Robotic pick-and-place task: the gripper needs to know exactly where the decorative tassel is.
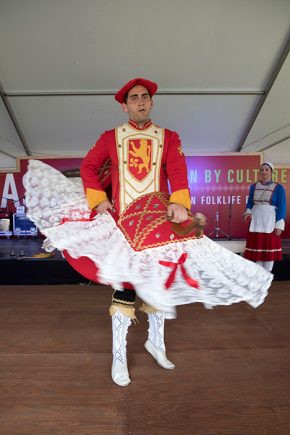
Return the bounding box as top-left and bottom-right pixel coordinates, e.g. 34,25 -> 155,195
139,302 -> 157,314
109,304 -> 137,323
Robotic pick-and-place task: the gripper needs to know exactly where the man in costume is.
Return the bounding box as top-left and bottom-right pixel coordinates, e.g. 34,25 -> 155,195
243,161 -> 286,272
23,81 -> 273,389
81,77 -> 191,386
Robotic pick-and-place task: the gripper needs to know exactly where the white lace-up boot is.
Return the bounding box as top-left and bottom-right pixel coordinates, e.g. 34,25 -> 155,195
111,309 -> 132,386
141,305 -> 175,370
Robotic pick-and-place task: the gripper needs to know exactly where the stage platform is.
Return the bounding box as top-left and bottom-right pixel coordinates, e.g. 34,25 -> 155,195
0,238 -> 87,285
1,237 -> 290,284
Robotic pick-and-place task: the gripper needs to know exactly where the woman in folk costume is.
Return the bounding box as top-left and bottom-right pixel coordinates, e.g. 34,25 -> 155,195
243,162 -> 286,272
23,78 -> 273,388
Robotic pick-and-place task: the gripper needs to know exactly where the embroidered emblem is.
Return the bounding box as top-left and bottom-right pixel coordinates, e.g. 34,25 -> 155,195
128,138 -> 152,180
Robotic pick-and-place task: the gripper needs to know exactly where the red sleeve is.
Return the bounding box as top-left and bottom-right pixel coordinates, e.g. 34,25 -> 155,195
164,129 -> 191,209
80,131 -> 112,209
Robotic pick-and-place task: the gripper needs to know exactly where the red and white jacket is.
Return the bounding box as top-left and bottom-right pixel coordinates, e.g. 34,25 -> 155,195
81,119 -> 191,216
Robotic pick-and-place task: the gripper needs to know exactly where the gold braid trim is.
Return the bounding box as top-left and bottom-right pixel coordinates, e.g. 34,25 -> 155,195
112,297 -> 135,307
139,302 -> 157,314
109,304 -> 137,322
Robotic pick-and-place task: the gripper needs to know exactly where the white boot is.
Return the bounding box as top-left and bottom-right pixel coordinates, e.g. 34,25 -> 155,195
111,309 -> 132,386
144,310 -> 175,370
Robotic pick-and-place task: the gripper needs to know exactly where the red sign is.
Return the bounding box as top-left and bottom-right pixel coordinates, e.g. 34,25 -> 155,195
0,155 -> 289,239
186,154 -> 290,238
0,157 -> 82,213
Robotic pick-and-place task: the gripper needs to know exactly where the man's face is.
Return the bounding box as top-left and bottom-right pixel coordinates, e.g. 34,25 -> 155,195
122,85 -> 153,124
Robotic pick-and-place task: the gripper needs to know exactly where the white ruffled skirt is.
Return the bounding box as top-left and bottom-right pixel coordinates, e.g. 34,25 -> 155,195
23,160 -> 273,318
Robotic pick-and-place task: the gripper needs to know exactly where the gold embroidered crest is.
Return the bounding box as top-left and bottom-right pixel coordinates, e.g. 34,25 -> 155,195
178,145 -> 184,156
128,139 -> 152,180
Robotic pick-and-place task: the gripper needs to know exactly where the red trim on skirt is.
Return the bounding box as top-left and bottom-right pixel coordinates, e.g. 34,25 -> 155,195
244,231 -> 282,261
63,251 -> 135,290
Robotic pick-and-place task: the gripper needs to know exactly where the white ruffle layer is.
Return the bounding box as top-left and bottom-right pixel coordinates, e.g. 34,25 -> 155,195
23,160 -> 273,318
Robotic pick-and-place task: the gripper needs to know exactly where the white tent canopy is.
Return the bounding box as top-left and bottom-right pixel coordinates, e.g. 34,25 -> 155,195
0,0 -> 290,170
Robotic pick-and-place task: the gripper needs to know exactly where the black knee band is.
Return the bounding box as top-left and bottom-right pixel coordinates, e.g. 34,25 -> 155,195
113,288 -> 136,304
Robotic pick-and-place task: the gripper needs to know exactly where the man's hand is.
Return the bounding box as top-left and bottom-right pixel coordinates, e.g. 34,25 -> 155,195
275,228 -> 282,236
96,199 -> 113,214
167,203 -> 188,223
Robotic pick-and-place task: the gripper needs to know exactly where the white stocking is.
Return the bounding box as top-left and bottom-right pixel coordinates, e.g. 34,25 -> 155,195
256,261 -> 274,272
147,311 -> 166,352
111,310 -> 131,386
263,261 -> 274,272
112,310 -> 131,367
145,310 -> 175,369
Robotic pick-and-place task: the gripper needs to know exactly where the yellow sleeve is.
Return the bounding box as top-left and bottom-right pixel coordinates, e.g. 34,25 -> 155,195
86,188 -> 108,210
169,189 -> 191,210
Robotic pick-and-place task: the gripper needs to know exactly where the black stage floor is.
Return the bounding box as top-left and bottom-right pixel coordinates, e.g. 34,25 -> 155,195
1,237 -> 290,284
0,238 -> 87,285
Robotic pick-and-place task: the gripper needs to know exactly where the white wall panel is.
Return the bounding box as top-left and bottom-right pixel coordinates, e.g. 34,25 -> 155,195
0,98 -> 24,162
242,55 -> 290,152
0,0 -> 289,91
0,0 -> 289,166
8,93 -> 260,154
0,155 -> 17,170
262,141 -> 290,166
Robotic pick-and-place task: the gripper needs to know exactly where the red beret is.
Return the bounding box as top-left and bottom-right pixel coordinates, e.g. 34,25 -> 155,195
115,77 -> 158,104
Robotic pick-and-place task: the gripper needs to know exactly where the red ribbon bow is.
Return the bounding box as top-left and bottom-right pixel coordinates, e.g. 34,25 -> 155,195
159,253 -> 199,290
